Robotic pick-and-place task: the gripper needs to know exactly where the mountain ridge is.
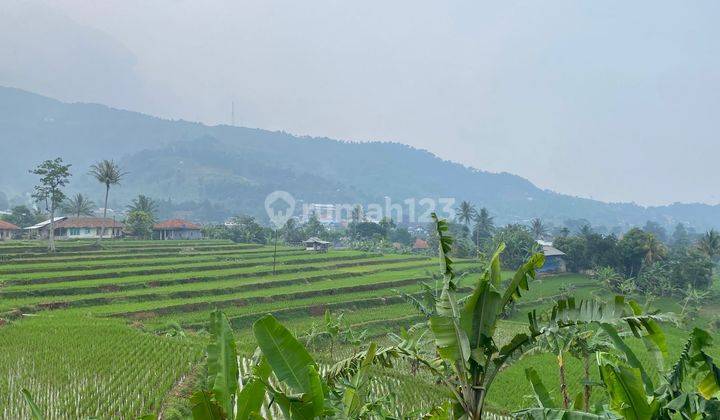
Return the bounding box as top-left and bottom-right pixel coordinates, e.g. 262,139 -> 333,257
1,86 -> 718,229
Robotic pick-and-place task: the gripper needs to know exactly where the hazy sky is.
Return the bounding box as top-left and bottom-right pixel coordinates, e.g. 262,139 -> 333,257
3,0 -> 719,206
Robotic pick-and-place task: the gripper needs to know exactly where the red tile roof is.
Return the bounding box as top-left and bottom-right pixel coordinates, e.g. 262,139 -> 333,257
54,218 -> 123,228
154,219 -> 201,230
0,220 -> 20,230
412,238 -> 429,249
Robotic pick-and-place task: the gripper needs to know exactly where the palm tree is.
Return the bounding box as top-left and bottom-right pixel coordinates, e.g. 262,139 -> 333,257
61,193 -> 95,218
643,234 -> 667,264
455,201 -> 476,227
128,195 -> 157,218
472,207 -> 494,247
697,229 -> 720,260
530,218 -> 547,240
351,205 -> 363,223
89,160 -> 125,242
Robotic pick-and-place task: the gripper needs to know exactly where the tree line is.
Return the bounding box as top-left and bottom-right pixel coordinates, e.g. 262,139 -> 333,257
0,158 -> 165,250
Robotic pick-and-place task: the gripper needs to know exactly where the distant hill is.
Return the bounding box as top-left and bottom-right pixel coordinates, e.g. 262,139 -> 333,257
1,86 -> 718,229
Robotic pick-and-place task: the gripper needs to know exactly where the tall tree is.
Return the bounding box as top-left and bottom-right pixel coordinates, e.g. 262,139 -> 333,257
89,160 -> 125,242
472,207 -> 494,247
61,193 -> 95,218
643,234 -> 667,264
351,205 -> 363,223
454,200 -> 476,227
29,158 -> 72,252
697,229 -> 720,261
671,223 -> 690,250
128,195 -> 157,221
530,218 -> 548,240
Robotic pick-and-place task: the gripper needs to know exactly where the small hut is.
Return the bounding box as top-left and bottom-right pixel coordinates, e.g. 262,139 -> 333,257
537,241 -> 567,273
303,237 -> 330,252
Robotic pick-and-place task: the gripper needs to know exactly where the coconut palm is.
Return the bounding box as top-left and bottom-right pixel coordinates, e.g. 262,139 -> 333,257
455,200 -> 476,227
530,218 -> 547,240
351,205 -> 363,223
472,207 -> 494,247
89,160 -> 125,242
697,229 -> 720,260
61,193 -> 95,218
127,195 -> 157,220
643,233 -> 667,264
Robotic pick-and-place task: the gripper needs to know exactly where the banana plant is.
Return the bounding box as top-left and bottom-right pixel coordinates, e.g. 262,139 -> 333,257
517,325 -> 720,419
336,213 -> 673,419
411,213 -> 547,419
333,213 -> 547,419
192,309 -> 393,419
600,327 -> 720,419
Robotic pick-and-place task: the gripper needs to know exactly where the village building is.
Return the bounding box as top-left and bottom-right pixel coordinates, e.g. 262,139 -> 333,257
412,238 -> 429,251
56,218 -> 124,239
537,240 -> 567,273
153,219 -> 203,240
303,237 -> 331,252
25,217 -> 123,239
0,220 -> 20,240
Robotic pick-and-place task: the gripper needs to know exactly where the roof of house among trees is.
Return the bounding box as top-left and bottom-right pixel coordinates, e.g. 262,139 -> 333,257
55,218 -> 123,228
412,238 -> 429,249
303,237 -> 330,244
0,220 -> 20,230
153,219 -> 201,230
541,244 -> 566,257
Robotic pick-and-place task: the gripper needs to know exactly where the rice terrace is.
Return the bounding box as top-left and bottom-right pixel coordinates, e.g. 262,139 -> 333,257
2,234 -> 719,418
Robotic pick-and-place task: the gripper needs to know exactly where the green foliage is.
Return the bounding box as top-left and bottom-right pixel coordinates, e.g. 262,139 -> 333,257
697,229 -> 720,261
29,158 -> 72,211
29,157 -> 72,251
206,310 -> 239,416
472,207 -> 495,248
455,201 -> 477,226
60,193 -> 95,218
303,214 -> 328,241
224,216 -> 267,244
125,210 -> 155,239
21,389 -> 44,420
1,205 -> 42,228
89,159 -> 125,241
530,218 -> 548,240
128,195 -> 158,219
491,223 -> 536,268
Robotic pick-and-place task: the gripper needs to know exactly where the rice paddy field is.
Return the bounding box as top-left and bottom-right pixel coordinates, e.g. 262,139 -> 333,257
0,239 -> 717,418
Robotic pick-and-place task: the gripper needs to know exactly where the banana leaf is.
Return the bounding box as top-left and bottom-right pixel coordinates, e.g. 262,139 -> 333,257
207,310 -> 239,416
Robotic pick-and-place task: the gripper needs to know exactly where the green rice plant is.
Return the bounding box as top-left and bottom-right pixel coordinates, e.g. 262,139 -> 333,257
0,314 -> 202,418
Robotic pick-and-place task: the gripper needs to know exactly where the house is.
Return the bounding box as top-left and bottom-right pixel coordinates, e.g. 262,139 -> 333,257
55,218 -> 124,239
153,219 -> 203,240
25,217 -> 123,239
537,240 -> 566,273
303,237 -> 330,252
412,238 -> 429,251
0,220 -> 20,240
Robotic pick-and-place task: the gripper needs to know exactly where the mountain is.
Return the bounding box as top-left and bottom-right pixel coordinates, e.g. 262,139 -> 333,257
1,86 -> 718,229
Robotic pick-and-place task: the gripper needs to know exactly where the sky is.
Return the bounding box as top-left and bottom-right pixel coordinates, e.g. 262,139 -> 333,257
2,0 -> 719,206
